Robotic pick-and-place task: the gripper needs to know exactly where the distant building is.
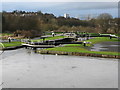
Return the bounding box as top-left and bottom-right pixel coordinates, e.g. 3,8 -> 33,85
64,13 -> 70,18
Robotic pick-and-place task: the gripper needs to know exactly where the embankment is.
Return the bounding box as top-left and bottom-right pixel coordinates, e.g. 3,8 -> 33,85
37,50 -> 120,59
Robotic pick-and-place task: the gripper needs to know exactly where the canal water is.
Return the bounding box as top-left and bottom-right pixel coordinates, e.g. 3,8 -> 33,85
1,48 -> 118,88
91,41 -> 120,52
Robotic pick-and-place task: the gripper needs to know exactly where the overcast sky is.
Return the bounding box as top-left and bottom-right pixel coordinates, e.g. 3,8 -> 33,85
1,2 -> 118,18
1,0 -> 119,2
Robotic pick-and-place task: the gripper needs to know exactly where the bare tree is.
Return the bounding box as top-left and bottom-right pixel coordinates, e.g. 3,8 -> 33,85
97,13 -> 113,33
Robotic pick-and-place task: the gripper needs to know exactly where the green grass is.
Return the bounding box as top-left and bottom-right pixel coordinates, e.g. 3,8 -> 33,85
44,47 -> 120,56
100,34 -> 111,35
64,44 -> 83,47
2,41 -> 22,48
44,32 -> 63,35
31,36 -> 66,42
86,37 -> 119,44
40,37 -> 120,56
67,37 -> 119,47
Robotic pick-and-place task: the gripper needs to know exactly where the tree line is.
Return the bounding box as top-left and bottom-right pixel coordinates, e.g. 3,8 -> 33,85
2,10 -> 120,38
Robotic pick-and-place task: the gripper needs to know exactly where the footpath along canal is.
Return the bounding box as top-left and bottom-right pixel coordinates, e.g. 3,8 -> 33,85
1,48 -> 118,88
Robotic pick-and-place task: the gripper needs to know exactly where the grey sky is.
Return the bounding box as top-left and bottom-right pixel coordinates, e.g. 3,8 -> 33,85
2,0 -> 119,2
2,2 -> 118,18
2,2 -> 118,10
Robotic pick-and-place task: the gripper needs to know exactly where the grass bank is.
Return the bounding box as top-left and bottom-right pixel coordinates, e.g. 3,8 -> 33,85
86,37 -> 119,44
38,37 -> 120,58
2,41 -> 22,48
43,47 -> 120,56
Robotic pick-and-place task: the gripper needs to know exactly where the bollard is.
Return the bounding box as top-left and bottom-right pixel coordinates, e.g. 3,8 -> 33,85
8,37 -> 12,43
84,43 -> 86,47
8,39 -> 11,43
110,36 -> 112,39
83,41 -> 86,47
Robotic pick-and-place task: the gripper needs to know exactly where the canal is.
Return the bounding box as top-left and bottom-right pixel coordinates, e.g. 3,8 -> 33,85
91,41 -> 120,52
1,48 -> 118,88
